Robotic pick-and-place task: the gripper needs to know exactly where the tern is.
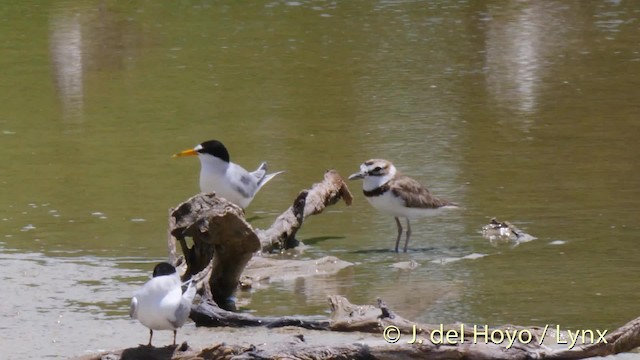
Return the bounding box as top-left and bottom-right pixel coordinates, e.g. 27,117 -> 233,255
173,140 -> 284,208
348,159 -> 459,252
130,262 -> 196,346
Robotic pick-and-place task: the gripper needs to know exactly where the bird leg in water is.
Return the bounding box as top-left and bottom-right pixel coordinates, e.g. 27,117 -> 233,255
394,217 -> 402,253
147,329 -> 153,346
404,219 -> 412,253
173,330 -> 177,346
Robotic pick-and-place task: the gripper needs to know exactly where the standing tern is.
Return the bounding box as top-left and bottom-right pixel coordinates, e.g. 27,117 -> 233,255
129,262 -> 196,346
173,139 -> 284,208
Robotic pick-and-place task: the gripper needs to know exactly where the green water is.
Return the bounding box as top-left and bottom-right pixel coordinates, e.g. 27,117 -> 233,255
1,1 -> 640,357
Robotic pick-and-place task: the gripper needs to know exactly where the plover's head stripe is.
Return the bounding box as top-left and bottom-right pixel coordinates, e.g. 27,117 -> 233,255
359,159 -> 396,191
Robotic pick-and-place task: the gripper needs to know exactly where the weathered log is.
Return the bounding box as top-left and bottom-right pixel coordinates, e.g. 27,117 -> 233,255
191,298 -> 330,330
81,171 -> 640,359
191,293 -> 640,359
255,169 -> 353,252
76,295 -> 640,360
169,194 -> 261,310
545,315 -> 640,359
168,170 -> 352,311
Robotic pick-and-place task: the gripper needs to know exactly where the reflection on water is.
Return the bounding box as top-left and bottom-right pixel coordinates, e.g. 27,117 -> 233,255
485,2 -> 563,120
48,1 -> 145,128
1,0 -> 640,357
50,7 -> 84,123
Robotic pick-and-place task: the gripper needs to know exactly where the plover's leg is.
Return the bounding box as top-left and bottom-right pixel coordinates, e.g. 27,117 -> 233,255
148,329 -> 153,346
404,218 -> 412,253
394,217 -> 402,253
173,330 -> 177,345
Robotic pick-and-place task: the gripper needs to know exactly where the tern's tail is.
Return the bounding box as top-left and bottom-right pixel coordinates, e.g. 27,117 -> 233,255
250,162 -> 268,181
252,162 -> 284,192
182,278 -> 197,303
258,170 -> 285,191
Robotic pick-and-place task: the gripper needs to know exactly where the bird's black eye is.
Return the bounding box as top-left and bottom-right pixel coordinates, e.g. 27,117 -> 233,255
371,166 -> 383,174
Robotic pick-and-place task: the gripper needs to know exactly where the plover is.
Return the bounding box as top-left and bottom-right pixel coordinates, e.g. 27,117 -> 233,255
348,159 -> 458,252
173,140 -> 284,208
130,262 -> 196,346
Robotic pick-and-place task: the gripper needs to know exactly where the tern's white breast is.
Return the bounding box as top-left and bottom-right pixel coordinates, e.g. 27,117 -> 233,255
133,276 -> 183,330
198,156 -> 254,208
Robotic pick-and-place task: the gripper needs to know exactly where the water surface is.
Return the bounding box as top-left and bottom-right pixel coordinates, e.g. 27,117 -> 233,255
1,1 -> 639,358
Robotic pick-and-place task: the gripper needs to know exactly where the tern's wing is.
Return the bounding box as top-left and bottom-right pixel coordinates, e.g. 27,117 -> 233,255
181,278 -> 193,293
171,281 -> 196,328
129,296 -> 138,319
226,162 -> 258,199
250,162 -> 268,181
251,162 -> 285,191
256,170 -> 285,192
182,279 -> 196,303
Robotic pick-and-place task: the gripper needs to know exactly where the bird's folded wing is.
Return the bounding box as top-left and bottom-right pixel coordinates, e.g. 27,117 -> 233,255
250,161 -> 267,181
170,283 -> 197,328
129,297 -> 138,319
390,176 -> 453,209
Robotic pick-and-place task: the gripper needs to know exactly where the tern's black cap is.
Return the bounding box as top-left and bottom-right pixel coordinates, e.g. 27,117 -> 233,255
197,140 -> 230,163
152,262 -> 177,277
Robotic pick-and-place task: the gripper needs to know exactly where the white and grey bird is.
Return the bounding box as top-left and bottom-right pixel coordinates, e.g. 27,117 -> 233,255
130,262 -> 196,346
348,159 -> 459,253
173,140 -> 284,209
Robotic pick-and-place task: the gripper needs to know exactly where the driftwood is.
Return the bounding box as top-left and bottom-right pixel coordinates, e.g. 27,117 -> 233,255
74,171 -> 640,359
78,295 -> 640,360
167,170 -> 352,310
191,298 -> 330,330
255,169 -> 353,252
169,194 -> 261,310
